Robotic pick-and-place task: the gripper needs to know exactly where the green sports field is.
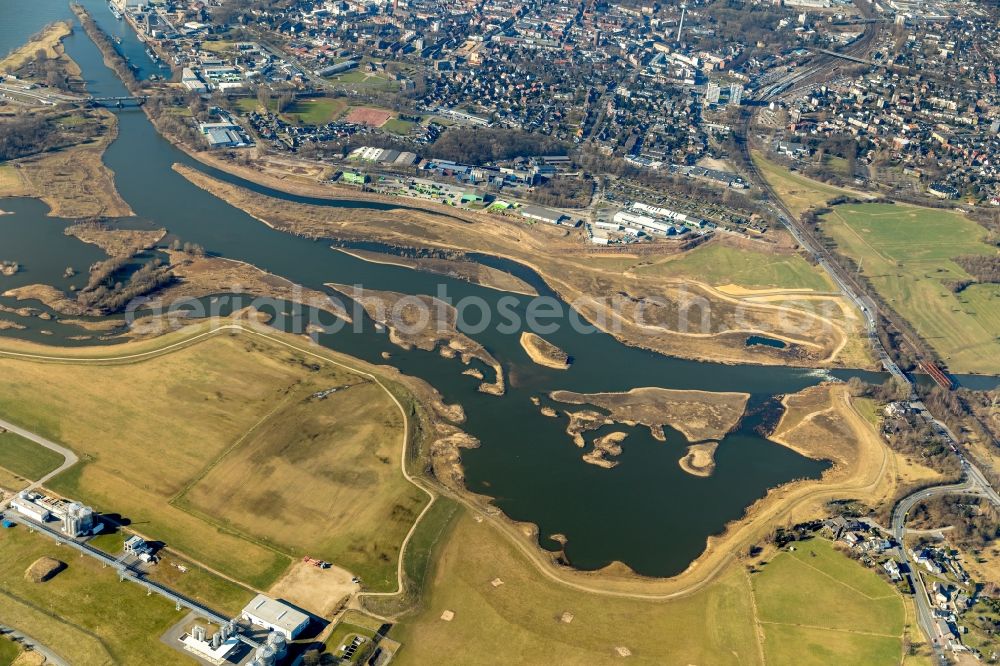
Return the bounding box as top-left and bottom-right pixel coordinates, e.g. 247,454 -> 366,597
821,203 -> 999,374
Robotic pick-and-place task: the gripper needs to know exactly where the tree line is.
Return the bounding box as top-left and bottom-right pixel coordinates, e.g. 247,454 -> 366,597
430,127 -> 568,164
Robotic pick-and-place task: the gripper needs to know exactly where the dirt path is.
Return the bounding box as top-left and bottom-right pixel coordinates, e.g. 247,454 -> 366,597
0,322 -> 434,603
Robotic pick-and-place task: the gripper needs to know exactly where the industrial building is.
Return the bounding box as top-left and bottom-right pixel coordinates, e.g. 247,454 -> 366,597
518,205 -> 568,225
9,491 -> 98,538
198,122 -> 248,148
124,535 -> 157,563
242,595 -> 309,640
181,621 -> 241,665
614,210 -> 691,237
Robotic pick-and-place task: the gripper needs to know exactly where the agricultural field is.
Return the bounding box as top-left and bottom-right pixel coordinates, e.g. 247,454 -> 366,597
0,430 -> 64,482
0,525 -> 188,665
820,203 -> 1000,374
751,538 -> 906,665
636,240 -> 833,292
0,331 -> 417,591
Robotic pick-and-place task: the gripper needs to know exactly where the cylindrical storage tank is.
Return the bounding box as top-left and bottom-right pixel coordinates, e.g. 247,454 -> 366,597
267,631 -> 287,659
193,625 -> 206,641
255,644 -> 276,666
211,632 -> 222,649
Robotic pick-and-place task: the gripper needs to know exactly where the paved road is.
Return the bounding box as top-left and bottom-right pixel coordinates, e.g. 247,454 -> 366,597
0,624 -> 70,666
738,8 -> 1000,658
890,479 -> 982,662
0,83 -> 87,106
0,418 -> 77,491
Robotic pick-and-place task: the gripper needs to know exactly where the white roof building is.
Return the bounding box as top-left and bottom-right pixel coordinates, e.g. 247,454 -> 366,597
242,595 -> 309,640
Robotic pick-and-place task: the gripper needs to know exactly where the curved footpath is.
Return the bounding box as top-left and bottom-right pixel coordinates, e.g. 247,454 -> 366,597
0,419 -> 77,492
0,322 -> 434,602
0,321 -> 897,605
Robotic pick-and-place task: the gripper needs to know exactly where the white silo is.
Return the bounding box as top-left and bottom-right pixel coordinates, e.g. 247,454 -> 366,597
267,631 -> 288,659
255,643 -> 276,666
192,625 -> 207,642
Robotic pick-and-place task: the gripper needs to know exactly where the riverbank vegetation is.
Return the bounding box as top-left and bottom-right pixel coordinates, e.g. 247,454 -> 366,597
550,387 -> 749,443
0,22 -> 132,218
337,248 -> 537,296
326,283 -> 504,395
174,163 -> 863,369
0,21 -> 79,86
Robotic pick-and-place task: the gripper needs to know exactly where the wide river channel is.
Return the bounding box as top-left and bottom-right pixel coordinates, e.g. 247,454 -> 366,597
2,1 -> 990,577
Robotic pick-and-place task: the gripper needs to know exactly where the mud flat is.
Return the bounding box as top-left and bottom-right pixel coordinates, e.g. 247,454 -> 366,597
550,387 -> 749,443
2,284 -> 90,316
520,332 -> 571,370
583,431 -> 628,469
337,248 -> 538,296
326,282 -> 505,395
65,223 -> 166,258
564,410 -> 613,447
1,261 -> 19,277
679,441 -> 719,477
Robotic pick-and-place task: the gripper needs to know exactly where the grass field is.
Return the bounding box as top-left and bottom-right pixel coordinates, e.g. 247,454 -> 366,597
752,538 -> 905,665
382,117 -> 417,135
0,164 -> 26,197
391,511 -> 763,665
821,203 -> 1000,373
176,368 -> 424,590
0,332 -> 416,591
0,525 -> 188,665
328,71 -> 399,92
0,637 -> 19,666
754,153 -> 863,217
235,97 -> 348,126
0,430 -> 65,482
636,241 -> 833,291
282,98 -> 348,125
391,512 -> 911,665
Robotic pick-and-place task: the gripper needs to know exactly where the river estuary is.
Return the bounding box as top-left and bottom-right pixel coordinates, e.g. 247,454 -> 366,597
1,1 -> 977,577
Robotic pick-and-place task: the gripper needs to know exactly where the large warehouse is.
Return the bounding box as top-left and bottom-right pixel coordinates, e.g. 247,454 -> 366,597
241,595 -> 309,640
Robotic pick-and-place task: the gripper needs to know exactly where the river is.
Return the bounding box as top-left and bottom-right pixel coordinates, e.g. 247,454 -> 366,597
0,2 -> 981,576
